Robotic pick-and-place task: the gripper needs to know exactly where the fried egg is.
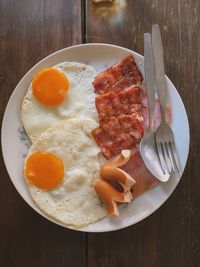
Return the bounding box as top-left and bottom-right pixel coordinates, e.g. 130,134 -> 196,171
24,118 -> 106,228
22,62 -> 98,142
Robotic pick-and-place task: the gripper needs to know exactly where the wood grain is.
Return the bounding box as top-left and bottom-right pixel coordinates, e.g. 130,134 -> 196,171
86,0 -> 200,266
0,0 -> 200,266
0,1 -> 85,267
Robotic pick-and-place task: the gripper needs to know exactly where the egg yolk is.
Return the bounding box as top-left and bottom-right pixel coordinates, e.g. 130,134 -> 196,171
32,68 -> 69,106
25,151 -> 64,190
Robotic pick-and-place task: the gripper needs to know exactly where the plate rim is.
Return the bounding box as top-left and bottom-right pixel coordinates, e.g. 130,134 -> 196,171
1,43 -> 190,232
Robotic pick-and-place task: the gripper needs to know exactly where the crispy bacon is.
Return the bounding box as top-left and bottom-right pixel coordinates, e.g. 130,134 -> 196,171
93,54 -> 143,95
92,115 -> 144,159
95,86 -> 143,122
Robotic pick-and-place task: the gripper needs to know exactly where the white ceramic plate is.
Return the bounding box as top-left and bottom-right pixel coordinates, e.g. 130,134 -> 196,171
1,43 -> 190,232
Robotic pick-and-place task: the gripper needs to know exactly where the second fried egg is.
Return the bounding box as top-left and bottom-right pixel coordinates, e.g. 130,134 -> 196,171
24,118 -> 106,228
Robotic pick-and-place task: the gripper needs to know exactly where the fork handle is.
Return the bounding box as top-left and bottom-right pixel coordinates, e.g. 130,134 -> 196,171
155,75 -> 168,122
158,84 -> 167,122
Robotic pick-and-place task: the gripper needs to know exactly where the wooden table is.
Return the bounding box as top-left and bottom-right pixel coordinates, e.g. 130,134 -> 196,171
0,1 -> 199,266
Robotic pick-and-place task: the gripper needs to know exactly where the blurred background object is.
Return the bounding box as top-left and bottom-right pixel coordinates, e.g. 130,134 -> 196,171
91,0 -> 127,24
93,0 -> 114,3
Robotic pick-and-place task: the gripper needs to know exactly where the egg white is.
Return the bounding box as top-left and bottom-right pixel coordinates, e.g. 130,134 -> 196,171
24,118 -> 106,229
21,62 -> 98,142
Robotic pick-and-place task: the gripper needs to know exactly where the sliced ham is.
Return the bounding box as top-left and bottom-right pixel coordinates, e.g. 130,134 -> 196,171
120,147 -> 159,198
93,54 -> 143,95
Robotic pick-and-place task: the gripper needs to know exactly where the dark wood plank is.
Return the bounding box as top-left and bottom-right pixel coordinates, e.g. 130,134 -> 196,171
86,0 -> 200,266
0,1 -> 85,267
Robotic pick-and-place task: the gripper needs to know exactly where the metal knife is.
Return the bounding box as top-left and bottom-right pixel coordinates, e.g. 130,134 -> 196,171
152,24 -> 168,115
140,33 -> 170,182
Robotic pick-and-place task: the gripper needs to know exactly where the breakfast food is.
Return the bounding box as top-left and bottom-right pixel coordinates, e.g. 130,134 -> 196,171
93,54 -> 143,95
22,62 -> 98,142
99,150 -> 135,192
121,147 -> 159,198
90,54 -> 162,217
32,68 -> 69,106
25,151 -> 65,190
93,178 -> 132,216
94,150 -> 136,216
95,86 -> 143,122
22,54 -> 166,226
24,118 -> 106,228
92,115 -> 144,159
92,59 -> 145,159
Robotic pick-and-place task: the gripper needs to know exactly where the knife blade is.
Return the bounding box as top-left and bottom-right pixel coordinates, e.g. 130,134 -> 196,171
144,33 -> 155,130
152,24 -> 168,111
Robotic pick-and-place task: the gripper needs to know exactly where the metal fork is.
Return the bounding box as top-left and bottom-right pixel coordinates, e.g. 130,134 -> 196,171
152,24 -> 180,175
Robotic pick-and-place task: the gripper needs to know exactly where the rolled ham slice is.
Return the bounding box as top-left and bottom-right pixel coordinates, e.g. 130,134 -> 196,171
120,147 -> 159,198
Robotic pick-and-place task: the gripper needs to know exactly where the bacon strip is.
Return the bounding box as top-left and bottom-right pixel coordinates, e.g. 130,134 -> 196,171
95,86 -> 143,122
92,115 -> 144,159
93,54 -> 143,95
